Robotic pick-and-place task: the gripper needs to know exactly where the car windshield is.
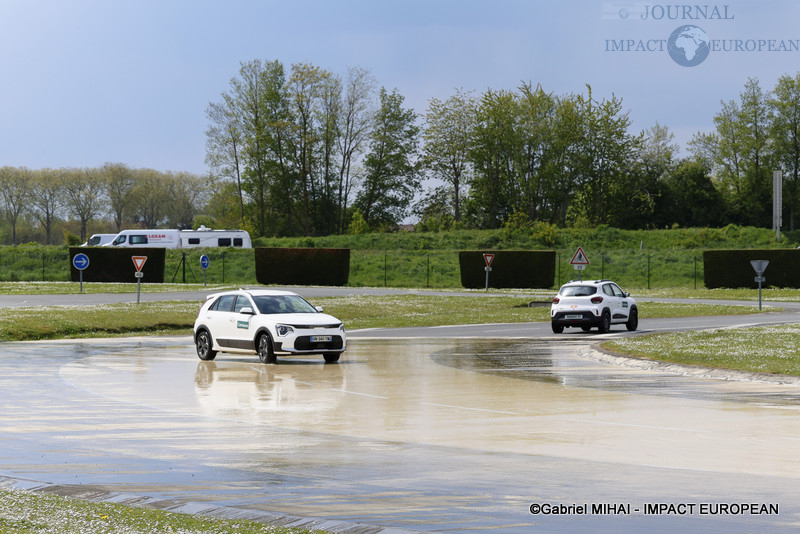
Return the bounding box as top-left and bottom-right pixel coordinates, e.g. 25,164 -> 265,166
252,295 -> 318,314
560,285 -> 597,297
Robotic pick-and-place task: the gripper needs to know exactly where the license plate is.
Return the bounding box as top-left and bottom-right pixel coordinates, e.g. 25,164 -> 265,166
311,335 -> 332,342
565,314 -> 583,320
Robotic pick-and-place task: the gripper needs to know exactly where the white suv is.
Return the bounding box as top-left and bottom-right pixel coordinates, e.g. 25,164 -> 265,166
550,280 -> 638,334
194,289 -> 346,363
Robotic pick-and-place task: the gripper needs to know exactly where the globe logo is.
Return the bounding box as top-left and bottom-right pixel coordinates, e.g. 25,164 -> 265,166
668,25 -> 710,67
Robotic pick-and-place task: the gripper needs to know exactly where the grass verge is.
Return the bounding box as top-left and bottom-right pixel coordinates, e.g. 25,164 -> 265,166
314,295 -> 765,329
603,324 -> 800,376
0,296 -> 766,341
0,489 -> 320,534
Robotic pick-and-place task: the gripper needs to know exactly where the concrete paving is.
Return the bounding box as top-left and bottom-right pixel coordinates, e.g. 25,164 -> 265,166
1,334 -> 800,532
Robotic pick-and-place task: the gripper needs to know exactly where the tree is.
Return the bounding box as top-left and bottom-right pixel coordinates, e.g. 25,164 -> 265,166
30,168 -> 64,244
218,59 -> 291,236
0,166 -> 31,244
468,89 -> 519,228
206,97 -> 245,223
103,162 -> 136,232
570,85 -> 640,226
608,122 -> 678,229
166,171 -> 206,228
660,160 -> 727,227
770,72 -> 800,230
738,77 -> 773,226
690,78 -> 773,226
62,168 -> 105,242
412,185 -> 456,231
422,88 -> 476,225
287,62 -> 333,235
336,66 -> 375,232
129,168 -> 171,228
356,88 -> 420,229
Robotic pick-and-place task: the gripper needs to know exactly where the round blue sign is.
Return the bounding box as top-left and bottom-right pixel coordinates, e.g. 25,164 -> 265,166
200,254 -> 210,269
72,253 -> 90,271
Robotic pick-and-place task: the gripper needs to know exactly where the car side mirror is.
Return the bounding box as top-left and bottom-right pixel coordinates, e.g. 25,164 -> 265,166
624,292 -> 630,297
239,306 -> 255,315
315,306 -> 324,312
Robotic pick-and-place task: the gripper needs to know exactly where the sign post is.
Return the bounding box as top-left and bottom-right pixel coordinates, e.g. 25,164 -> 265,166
482,253 -> 495,291
132,256 -> 147,304
774,170 -> 782,241
200,254 -> 210,287
750,259 -> 769,311
72,253 -> 90,294
570,247 -> 590,281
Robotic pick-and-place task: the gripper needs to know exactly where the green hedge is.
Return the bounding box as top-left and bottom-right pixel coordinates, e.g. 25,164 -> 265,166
255,247 -> 350,286
69,247 -> 166,283
703,249 -> 800,288
459,250 -> 555,289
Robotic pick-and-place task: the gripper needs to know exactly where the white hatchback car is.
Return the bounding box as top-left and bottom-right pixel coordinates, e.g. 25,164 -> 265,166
194,289 -> 346,363
550,280 -> 638,334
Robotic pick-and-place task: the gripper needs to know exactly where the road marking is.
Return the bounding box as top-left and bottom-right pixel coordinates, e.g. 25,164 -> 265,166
421,402 -> 520,415
329,388 -> 389,399
568,418 -> 712,433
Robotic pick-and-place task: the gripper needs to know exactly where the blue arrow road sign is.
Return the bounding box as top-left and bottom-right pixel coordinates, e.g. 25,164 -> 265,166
72,253 -> 90,271
200,254 -> 210,270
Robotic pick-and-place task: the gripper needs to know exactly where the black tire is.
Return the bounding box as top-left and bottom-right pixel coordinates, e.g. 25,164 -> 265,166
257,332 -> 276,364
626,307 -> 639,331
195,330 -> 217,361
551,322 -> 564,334
598,310 -> 611,333
323,352 -> 341,363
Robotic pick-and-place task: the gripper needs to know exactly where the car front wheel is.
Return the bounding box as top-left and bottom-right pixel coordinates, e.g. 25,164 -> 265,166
323,352 -> 341,363
195,330 -> 217,361
626,307 -> 639,331
257,332 -> 277,364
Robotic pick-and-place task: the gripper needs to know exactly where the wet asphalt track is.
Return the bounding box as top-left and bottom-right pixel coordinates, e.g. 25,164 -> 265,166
1,291 -> 800,532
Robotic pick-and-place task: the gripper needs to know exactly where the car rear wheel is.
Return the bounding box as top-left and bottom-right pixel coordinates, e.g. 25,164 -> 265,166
551,323 -> 564,334
257,332 -> 277,364
626,307 -> 639,331
195,330 -> 217,361
323,352 -> 341,363
598,310 -> 611,333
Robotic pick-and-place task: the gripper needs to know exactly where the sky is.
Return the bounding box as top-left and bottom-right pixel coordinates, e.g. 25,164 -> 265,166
2,0 -> 800,175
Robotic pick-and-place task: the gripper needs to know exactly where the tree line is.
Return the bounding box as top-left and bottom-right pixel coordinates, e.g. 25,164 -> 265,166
4,62 -> 800,245
206,59 -> 800,236
0,165 -> 206,244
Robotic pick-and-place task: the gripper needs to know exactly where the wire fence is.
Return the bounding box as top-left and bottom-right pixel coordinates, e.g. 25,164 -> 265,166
0,248 -> 705,289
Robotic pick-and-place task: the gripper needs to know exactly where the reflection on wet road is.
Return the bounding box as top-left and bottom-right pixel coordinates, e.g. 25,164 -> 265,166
1,336 -> 800,533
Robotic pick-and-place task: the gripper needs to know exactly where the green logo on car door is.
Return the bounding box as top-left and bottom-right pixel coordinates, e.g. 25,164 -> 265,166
237,320 -> 250,329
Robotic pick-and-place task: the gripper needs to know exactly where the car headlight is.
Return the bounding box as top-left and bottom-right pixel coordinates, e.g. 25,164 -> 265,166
339,323 -> 345,332
276,325 -> 294,337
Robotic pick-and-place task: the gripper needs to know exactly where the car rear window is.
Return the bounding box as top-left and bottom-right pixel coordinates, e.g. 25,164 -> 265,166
560,286 -> 597,297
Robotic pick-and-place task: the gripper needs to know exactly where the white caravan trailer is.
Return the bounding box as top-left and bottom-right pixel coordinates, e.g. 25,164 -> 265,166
179,228 -> 252,248
106,228 -> 251,249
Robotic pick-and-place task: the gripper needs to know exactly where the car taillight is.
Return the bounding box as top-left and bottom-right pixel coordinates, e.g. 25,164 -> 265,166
591,296 -> 603,304
552,296 -> 560,304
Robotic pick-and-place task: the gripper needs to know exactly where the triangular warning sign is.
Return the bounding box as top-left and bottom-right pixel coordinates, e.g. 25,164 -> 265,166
132,256 -> 148,272
483,253 -> 495,267
569,247 -> 590,266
